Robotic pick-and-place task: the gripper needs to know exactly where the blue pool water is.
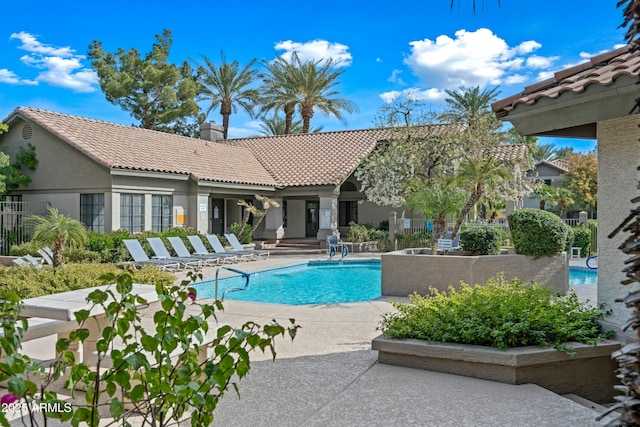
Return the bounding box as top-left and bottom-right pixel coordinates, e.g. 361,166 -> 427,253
193,261 -> 381,305
193,262 -> 597,305
569,266 -> 597,285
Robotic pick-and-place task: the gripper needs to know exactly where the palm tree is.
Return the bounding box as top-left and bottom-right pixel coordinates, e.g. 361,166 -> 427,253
533,184 -> 555,211
26,207 -> 88,268
442,85 -> 500,125
258,114 -> 323,136
292,54 -> 357,133
406,178 -> 465,254
548,187 -> 575,217
532,142 -> 558,163
196,52 -> 260,139
258,56 -> 301,135
450,156 -> 509,239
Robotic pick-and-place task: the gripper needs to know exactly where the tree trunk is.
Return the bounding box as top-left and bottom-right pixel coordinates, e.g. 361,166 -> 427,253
539,199 -> 545,210
220,101 -> 232,139
53,238 -> 64,269
431,216 -> 446,254
450,188 -> 482,240
556,201 -> 565,217
284,103 -> 295,135
301,103 -> 314,133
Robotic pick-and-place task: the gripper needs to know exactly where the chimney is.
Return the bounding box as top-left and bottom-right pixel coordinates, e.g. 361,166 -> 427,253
200,122 -> 224,141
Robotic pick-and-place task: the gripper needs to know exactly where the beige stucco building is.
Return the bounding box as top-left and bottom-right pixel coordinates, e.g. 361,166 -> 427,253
493,45 -> 640,329
0,108 -> 401,243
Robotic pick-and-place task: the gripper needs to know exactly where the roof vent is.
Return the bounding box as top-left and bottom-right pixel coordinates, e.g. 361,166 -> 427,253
22,124 -> 32,140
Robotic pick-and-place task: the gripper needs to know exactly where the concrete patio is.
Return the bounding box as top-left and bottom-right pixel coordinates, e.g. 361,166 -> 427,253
4,253 -> 613,426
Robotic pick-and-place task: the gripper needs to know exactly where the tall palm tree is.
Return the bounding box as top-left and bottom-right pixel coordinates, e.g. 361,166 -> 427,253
292,54 -> 357,133
548,187 -> 575,217
26,207 -> 88,268
258,114 -> 323,136
450,156 -> 509,239
406,178 -> 465,254
442,85 -> 500,125
196,52 -> 260,139
258,56 -> 300,135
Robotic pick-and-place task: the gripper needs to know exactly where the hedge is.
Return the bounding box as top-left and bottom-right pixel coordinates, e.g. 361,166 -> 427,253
508,209 -> 571,257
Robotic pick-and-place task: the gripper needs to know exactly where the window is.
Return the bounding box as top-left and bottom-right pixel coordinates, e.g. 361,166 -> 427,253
339,201 -> 358,227
80,193 -> 105,232
543,179 -> 552,186
120,193 -> 145,233
152,195 -> 173,232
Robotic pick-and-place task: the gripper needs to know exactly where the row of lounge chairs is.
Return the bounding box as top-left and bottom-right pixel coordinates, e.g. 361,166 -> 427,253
123,234 -> 270,271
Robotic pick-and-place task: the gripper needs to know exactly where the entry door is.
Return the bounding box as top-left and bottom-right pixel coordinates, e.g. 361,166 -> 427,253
305,201 -> 319,237
211,198 -> 224,235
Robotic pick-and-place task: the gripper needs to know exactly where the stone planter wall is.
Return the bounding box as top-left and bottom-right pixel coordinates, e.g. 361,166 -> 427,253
372,335 -> 621,404
346,241 -> 378,253
381,250 -> 568,296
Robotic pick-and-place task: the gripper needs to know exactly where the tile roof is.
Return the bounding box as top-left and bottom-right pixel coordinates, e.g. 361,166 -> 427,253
492,45 -> 640,117
226,129 -> 389,186
535,159 -> 569,173
6,107 -> 278,187
487,144 -> 528,163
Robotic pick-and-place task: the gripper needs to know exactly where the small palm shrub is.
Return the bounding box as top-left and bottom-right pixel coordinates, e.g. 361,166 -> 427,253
380,274 -> 612,351
508,208 -> 571,257
459,226 -> 503,255
572,225 -> 591,257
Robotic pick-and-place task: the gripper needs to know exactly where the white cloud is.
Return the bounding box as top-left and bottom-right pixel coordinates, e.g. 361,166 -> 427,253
503,74 -> 528,85
0,68 -> 38,85
274,39 -> 352,67
387,69 -> 406,85
525,55 -> 558,69
379,88 -> 447,103
403,28 -> 555,89
6,31 -> 98,92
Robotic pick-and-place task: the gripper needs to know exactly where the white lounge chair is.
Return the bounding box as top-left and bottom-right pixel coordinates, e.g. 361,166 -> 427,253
37,248 -> 54,266
204,234 -> 254,262
146,237 -> 203,269
122,239 -> 182,271
186,235 -> 240,263
167,236 -> 233,266
12,256 -> 42,268
224,233 -> 270,260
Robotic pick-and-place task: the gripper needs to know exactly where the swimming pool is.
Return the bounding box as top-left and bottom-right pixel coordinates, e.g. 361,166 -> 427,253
569,266 -> 597,285
193,260 -> 381,305
192,261 -> 597,305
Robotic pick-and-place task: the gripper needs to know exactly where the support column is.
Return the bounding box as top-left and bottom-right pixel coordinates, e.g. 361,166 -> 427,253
316,194 -> 339,242
389,211 -> 397,251
262,197 -> 284,241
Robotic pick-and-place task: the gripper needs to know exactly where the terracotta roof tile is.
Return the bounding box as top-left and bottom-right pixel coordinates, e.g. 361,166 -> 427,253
7,107 -> 278,187
492,45 -> 640,117
225,129 -> 390,186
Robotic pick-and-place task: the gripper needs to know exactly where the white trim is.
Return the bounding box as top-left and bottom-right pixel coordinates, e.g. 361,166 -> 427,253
110,169 -> 190,180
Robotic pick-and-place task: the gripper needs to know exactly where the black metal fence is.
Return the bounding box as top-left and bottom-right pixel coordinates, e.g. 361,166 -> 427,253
0,201 -> 50,255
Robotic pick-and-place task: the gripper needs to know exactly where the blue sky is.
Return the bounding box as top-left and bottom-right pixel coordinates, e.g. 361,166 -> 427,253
0,0 -> 627,152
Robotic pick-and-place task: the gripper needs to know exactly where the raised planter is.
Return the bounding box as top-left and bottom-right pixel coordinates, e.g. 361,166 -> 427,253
372,334 -> 621,404
381,250 -> 568,296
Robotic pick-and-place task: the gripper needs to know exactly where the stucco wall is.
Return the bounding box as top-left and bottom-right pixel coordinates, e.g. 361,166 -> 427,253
381,251 -> 568,296
597,115 -> 640,327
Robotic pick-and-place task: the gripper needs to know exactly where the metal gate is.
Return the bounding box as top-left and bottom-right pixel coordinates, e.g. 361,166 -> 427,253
0,201 -> 50,255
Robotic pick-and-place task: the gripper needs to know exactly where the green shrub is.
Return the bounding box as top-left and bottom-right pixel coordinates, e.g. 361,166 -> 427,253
346,223 -> 375,242
588,219 -> 598,254
8,241 -> 40,257
508,209 -> 569,257
230,223 -> 252,243
63,248 -> 102,263
0,264 -> 175,299
370,229 -> 391,252
85,230 -> 133,263
378,220 -> 389,231
564,223 -> 574,252
459,226 -> 503,255
396,232 -> 432,250
571,225 -> 591,257
380,274 -> 612,351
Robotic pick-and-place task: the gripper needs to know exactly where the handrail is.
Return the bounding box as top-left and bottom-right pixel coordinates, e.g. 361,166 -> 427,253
586,255 -> 598,270
214,266 -> 250,301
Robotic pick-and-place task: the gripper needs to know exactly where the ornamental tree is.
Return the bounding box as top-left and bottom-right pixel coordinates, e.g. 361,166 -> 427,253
561,152 -> 597,215
88,29 -> 203,137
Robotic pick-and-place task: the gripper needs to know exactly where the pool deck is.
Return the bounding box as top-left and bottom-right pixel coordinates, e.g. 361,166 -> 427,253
6,254 -> 611,426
